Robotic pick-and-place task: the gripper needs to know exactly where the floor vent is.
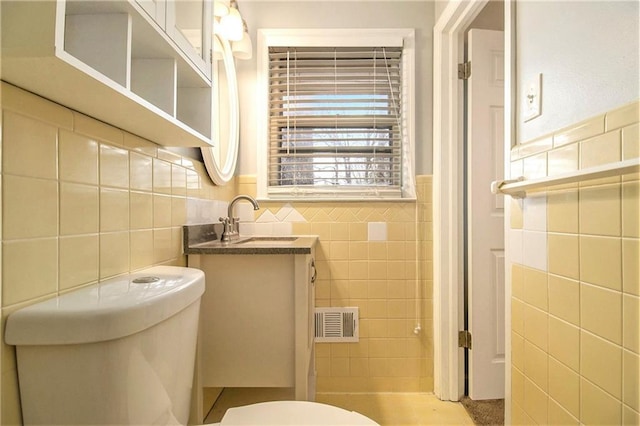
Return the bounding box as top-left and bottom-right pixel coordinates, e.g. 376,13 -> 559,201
314,307 -> 359,342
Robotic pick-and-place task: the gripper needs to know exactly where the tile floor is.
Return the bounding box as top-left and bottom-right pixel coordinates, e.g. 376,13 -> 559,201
203,388 -> 475,425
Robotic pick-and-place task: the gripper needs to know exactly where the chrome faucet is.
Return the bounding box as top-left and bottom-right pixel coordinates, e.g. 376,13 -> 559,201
219,195 -> 260,241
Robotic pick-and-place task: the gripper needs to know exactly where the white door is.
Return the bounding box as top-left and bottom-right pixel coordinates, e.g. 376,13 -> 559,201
467,28 -> 505,400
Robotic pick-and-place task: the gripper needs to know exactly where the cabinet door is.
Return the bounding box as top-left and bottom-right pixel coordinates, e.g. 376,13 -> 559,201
166,0 -> 212,78
136,0 -> 167,28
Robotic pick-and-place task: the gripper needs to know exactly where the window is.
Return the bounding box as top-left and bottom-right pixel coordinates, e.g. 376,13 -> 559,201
257,29 -> 415,200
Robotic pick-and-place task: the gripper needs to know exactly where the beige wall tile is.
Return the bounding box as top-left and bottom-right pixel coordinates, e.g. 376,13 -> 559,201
579,184 -> 621,237
172,196 -> 187,227
553,114 -> 605,147
524,305 -> 548,351
1,82 -> 73,130
548,234 -> 579,279
3,111 -> 57,179
153,158 -> 172,194
623,294 -> 639,354
519,135 -> 553,158
74,113 -> 124,146
130,191 -> 153,230
512,331 -> 524,371
581,283 -> 622,345
581,378 -> 622,425
512,298 -> 525,336
523,267 -> 548,311
548,316 -> 580,372
59,235 -> 98,290
512,263 -> 524,300
510,198 -> 523,230
99,231 -> 130,279
548,274 -> 579,326
548,398 -> 579,426
130,229 -> 154,271
580,130 -> 621,169
524,340 -> 548,391
3,175 -> 58,240
129,152 -> 153,192
547,143 -> 578,176
2,238 -> 57,306
623,406 -> 640,425
172,164 -> 187,196
153,228 -> 173,264
123,132 -> 157,157
548,356 -> 580,418
512,366 -> 524,407
59,182 -> 98,236
622,181 -> 639,238
100,188 -> 130,232
606,100 -> 640,131
580,235 -> 622,290
153,194 -> 172,228
59,130 -> 99,185
547,189 -> 578,234
581,331 -> 622,398
523,378 -> 548,425
622,123 -> 639,160
99,144 -> 129,188
523,152 -> 547,179
623,349 -> 639,411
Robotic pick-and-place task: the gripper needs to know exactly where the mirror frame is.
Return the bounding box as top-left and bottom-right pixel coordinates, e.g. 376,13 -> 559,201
202,35 -> 239,185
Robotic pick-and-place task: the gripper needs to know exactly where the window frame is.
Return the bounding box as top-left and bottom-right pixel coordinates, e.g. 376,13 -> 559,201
256,28 -> 416,201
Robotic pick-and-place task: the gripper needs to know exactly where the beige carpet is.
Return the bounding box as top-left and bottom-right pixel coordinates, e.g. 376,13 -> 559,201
460,396 -> 504,425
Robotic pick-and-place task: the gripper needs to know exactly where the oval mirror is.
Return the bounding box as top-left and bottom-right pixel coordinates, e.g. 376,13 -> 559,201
202,35 -> 239,185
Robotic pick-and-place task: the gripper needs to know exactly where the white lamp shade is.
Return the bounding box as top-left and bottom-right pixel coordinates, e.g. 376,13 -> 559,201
213,0 -> 230,17
219,7 -> 243,41
232,30 -> 252,60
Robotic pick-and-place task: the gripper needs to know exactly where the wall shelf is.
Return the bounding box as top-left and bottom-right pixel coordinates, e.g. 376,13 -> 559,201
492,158 -> 640,198
1,0 -> 213,148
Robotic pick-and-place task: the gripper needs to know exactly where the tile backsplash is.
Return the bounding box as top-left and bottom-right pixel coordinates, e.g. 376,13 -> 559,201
510,100 -> 639,425
0,82 -> 237,424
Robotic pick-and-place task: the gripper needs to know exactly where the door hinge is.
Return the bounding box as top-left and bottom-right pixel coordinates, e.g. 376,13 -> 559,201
458,61 -> 471,80
458,330 -> 472,349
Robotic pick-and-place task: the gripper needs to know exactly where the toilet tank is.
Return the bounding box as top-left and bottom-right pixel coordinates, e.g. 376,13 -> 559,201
4,266 -> 205,426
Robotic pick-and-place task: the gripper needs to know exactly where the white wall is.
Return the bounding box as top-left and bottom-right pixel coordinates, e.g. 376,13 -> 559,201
516,0 -> 639,143
235,0 -> 435,175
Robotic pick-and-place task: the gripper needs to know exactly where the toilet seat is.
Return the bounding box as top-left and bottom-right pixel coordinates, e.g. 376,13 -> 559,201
217,401 -> 379,425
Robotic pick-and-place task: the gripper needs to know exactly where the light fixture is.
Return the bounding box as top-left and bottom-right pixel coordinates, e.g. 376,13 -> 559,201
231,19 -> 252,60
213,0 -> 230,17
219,0 -> 243,41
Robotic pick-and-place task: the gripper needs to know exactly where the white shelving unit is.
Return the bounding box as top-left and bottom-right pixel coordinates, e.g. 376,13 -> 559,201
1,0 -> 213,148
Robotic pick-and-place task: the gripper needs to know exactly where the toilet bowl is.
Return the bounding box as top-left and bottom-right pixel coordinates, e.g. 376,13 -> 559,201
217,401 -> 379,425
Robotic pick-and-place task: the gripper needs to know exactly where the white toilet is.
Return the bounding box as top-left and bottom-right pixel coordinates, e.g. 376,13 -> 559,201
5,265 -> 378,426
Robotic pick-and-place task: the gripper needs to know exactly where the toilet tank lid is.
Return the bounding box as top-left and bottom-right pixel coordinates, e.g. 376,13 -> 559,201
4,266 -> 205,346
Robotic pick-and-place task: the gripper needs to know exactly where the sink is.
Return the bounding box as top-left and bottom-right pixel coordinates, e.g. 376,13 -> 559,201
232,236 -> 298,245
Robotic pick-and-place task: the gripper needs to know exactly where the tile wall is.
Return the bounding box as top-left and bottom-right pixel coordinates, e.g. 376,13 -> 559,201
237,175 -> 434,393
509,100 -> 639,424
0,83 -> 237,425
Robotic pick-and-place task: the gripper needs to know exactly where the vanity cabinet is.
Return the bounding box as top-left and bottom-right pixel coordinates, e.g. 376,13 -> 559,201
188,248 -> 317,401
1,0 -> 213,147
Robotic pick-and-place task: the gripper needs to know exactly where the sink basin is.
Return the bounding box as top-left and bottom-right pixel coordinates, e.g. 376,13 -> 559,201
232,236 -> 298,245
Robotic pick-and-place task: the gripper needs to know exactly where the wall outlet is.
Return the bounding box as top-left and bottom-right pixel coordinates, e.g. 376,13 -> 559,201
524,73 -> 542,122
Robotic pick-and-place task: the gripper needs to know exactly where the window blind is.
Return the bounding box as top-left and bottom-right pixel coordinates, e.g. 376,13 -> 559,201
267,46 -> 403,196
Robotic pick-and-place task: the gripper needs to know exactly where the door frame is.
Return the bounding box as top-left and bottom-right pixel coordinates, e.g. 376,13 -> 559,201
432,0 -> 515,422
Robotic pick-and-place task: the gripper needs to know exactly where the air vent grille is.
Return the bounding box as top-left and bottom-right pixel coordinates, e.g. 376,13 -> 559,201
314,307 -> 359,343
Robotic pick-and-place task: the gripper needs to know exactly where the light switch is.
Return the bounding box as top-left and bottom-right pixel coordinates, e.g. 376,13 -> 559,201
524,73 -> 542,122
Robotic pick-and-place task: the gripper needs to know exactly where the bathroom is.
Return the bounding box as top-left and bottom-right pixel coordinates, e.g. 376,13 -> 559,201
0,0 -> 638,425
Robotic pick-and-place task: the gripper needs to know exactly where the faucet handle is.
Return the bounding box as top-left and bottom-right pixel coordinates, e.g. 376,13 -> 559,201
219,216 -> 229,224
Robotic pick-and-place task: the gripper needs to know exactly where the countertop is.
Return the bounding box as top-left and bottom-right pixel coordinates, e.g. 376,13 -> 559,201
183,224 -> 318,255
